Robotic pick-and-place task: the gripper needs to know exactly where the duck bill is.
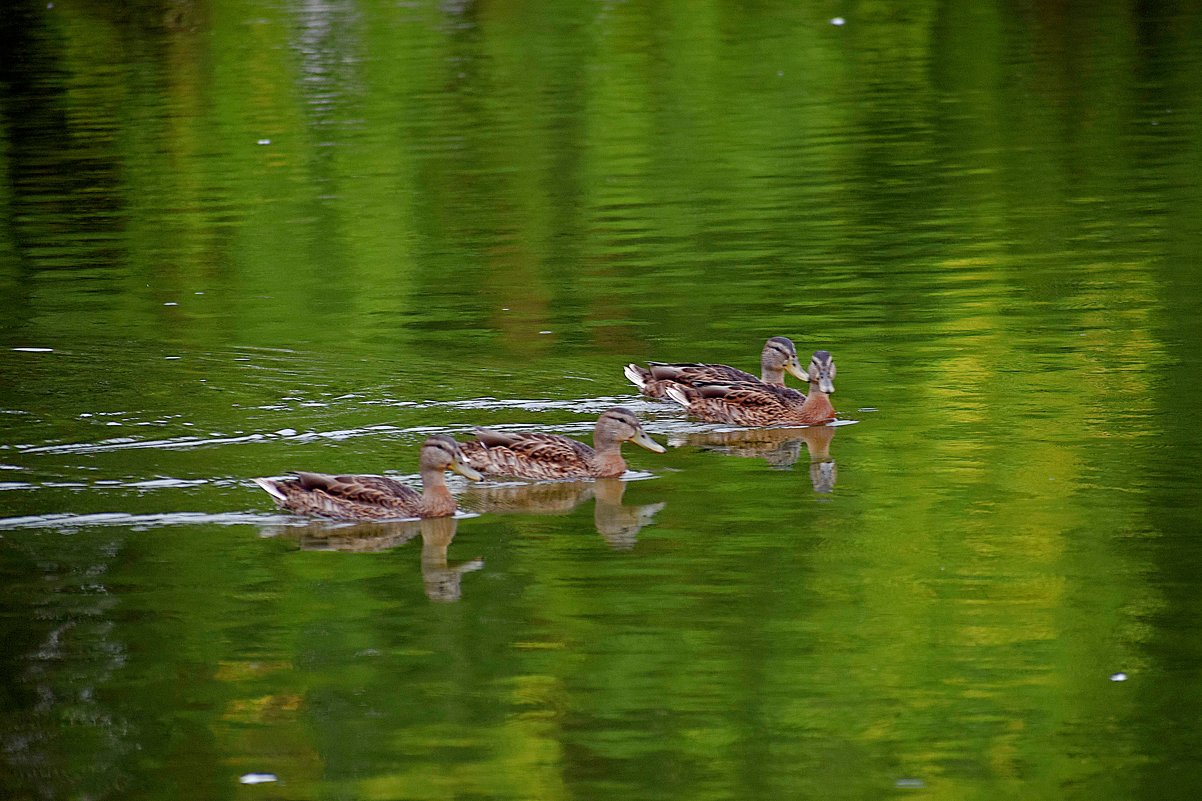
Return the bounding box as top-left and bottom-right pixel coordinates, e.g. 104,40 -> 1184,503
631,429 -> 666,453
451,460 -> 484,481
816,377 -> 835,395
785,360 -> 808,381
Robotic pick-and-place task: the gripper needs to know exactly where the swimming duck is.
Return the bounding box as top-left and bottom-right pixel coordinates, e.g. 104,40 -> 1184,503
624,336 -> 807,398
460,407 -> 665,480
665,350 -> 838,426
253,434 -> 482,520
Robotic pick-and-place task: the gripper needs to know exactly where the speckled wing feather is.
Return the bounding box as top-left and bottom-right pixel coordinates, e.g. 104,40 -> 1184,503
462,430 -> 597,479
276,472 -> 421,517
629,361 -> 760,399
648,362 -> 760,385
681,379 -> 839,426
731,382 -> 807,405
685,383 -> 794,424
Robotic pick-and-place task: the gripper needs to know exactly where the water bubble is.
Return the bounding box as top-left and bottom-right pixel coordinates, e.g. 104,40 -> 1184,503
830,17 -> 846,26
1110,672 -> 1128,682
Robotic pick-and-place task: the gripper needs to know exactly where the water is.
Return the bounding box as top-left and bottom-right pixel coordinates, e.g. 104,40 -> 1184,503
3,1 -> 1202,799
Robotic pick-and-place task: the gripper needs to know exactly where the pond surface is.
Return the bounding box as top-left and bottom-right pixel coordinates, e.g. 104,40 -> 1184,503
3,2 -> 1202,799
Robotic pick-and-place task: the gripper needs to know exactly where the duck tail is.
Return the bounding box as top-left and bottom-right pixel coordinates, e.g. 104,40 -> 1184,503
623,363 -> 649,391
253,477 -> 287,503
664,385 -> 692,408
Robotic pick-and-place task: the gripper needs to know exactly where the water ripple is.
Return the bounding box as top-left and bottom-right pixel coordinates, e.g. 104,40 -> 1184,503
11,396 -> 661,456
17,433 -> 270,455
0,511 -> 299,531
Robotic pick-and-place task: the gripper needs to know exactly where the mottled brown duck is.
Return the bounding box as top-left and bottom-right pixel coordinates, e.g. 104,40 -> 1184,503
253,434 -> 482,520
460,407 -> 665,480
665,350 -> 838,427
624,336 -> 807,399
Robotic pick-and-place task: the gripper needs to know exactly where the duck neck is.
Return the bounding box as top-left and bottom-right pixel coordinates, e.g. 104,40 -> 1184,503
759,364 -> 786,385
800,388 -> 835,419
419,467 -> 457,516
590,436 -> 628,477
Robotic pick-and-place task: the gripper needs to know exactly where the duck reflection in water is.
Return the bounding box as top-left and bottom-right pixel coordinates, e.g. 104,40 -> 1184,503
460,478 -> 665,550
261,517 -> 483,602
671,425 -> 838,492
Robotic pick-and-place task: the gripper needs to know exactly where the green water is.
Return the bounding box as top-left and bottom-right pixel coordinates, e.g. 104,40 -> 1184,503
3,1 -> 1202,799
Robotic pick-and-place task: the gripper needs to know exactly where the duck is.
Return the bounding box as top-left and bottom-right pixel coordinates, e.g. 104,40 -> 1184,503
624,336 -> 807,398
665,350 -> 838,426
253,434 -> 483,520
460,407 -> 665,480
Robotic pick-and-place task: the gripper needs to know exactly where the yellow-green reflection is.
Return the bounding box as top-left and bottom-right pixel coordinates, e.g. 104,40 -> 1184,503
1,1 -> 1201,800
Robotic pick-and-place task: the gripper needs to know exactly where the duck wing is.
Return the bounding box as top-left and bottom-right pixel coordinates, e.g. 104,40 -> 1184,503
731,382 -> 807,405
464,430 -> 595,477
648,361 -> 759,386
693,381 -> 792,405
677,381 -> 799,425
292,472 -> 420,508
696,381 -> 834,426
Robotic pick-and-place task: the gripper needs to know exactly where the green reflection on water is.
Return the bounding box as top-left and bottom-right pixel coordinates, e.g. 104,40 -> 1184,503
2,1 -> 1202,800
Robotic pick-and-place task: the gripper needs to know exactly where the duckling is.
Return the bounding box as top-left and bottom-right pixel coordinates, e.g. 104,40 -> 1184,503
460,407 -> 665,480
253,434 -> 482,520
624,336 -> 807,398
665,350 -> 838,426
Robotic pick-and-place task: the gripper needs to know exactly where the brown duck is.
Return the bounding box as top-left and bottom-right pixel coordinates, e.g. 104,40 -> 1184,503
665,350 -> 838,426
460,407 -> 665,480
624,336 -> 807,398
253,434 -> 482,520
